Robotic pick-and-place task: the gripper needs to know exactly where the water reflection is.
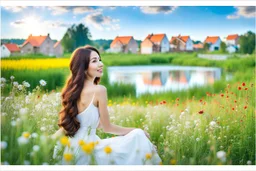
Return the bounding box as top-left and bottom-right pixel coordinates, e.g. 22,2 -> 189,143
108,66 -> 221,96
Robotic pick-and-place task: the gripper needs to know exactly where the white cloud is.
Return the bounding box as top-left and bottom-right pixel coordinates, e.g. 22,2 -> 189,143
140,6 -> 178,14
73,7 -> 96,14
48,6 -> 69,15
227,6 -> 256,19
85,12 -> 120,31
3,6 -> 27,12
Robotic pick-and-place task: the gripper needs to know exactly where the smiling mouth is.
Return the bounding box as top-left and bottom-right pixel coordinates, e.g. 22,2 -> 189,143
97,69 -> 103,73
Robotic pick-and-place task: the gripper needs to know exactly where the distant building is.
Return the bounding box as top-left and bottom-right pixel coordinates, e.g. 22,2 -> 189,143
225,34 -> 239,54
193,43 -> 204,51
141,33 -> 169,54
1,43 -> 20,58
170,35 -> 194,51
21,34 -> 55,56
54,41 -> 64,57
204,36 -> 221,51
110,36 -> 138,53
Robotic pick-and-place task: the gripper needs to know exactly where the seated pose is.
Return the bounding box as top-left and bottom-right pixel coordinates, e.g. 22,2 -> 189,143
53,45 -> 162,165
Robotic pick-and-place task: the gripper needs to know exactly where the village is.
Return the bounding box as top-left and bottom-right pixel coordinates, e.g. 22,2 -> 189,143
1,33 -> 240,58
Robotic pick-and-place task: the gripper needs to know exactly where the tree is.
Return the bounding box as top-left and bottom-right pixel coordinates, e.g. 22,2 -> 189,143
220,41 -> 227,53
61,24 -> 92,53
203,43 -> 210,51
239,31 -> 255,54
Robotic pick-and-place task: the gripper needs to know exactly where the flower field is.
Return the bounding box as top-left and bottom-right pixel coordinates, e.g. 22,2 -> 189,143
1,76 -> 254,165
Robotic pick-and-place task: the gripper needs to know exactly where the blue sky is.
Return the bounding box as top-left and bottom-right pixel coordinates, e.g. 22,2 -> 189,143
1,6 -> 255,42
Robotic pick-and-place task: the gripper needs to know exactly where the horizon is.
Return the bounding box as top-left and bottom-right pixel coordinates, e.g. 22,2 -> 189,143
1,6 -> 255,42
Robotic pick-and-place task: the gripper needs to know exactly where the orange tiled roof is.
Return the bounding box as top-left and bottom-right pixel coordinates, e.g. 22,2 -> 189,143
170,35 -> 190,44
204,36 -> 220,44
22,34 -> 48,47
54,41 -> 61,48
4,43 -> 20,52
146,34 -> 165,43
226,34 -> 239,40
111,36 -> 133,47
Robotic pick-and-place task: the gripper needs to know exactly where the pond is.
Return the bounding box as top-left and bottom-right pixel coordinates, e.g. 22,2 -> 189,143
108,65 -> 222,96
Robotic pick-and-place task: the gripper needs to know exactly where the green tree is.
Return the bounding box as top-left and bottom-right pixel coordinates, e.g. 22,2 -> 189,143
220,41 -> 227,53
203,43 -> 210,52
61,23 -> 92,53
239,31 -> 255,54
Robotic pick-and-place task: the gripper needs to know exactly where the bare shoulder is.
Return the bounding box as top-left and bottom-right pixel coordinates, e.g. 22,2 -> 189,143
95,85 -> 107,94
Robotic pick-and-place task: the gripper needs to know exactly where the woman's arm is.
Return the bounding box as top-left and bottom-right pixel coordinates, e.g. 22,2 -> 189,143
52,127 -> 64,139
96,85 -> 135,136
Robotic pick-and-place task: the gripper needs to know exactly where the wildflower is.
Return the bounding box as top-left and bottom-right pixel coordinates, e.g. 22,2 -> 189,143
247,160 -> 252,165
10,76 -> 15,80
82,143 -> 94,154
244,106 -> 247,109
104,146 -> 112,154
33,145 -> 40,152
19,108 -> 28,115
39,79 -> 47,86
220,94 -> 224,97
22,81 -> 30,88
170,159 -> 177,165
209,121 -> 217,129
216,151 -> 226,162
245,88 -> 248,90
60,136 -> 70,147
196,138 -> 200,141
1,141 -> 8,150
63,153 -> 73,162
78,140 -> 85,146
1,77 -> 6,83
144,153 -> 152,160
31,133 -> 38,138
238,87 -> 242,90
22,132 -> 31,139
13,81 -> 18,87
18,85 -> 23,90
242,82 -> 246,86
198,110 -> 204,114
18,136 -> 29,145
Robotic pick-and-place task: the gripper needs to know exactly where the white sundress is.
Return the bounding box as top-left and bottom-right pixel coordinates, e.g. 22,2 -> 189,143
53,94 -> 162,165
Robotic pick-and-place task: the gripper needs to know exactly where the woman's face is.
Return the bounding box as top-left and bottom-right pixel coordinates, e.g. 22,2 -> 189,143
86,51 -> 104,78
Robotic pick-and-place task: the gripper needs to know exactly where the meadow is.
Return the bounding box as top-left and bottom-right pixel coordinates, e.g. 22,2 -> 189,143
0,52 -> 255,165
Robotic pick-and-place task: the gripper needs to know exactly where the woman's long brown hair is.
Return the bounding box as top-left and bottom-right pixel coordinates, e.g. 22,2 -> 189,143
58,45 -> 101,137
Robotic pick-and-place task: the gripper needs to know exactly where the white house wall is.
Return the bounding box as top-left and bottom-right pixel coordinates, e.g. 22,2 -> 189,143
1,45 -> 11,58
141,47 -> 152,54
186,38 -> 194,51
209,38 -> 221,51
161,36 -> 170,53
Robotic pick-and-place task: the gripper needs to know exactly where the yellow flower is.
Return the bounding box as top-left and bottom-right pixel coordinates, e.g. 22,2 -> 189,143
60,136 -> 70,147
82,143 -> 94,155
104,146 -> 112,154
22,132 -> 30,139
63,153 -> 73,162
78,140 -> 85,146
170,159 -> 177,165
145,153 -> 152,160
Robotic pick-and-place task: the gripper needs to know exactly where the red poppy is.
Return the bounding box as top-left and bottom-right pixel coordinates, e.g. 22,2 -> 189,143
234,100 -> 237,103
232,107 -> 235,110
200,99 -> 203,102
245,88 -> 248,90
244,106 -> 247,109
242,82 -> 246,86
162,100 -> 166,104
198,110 -> 204,114
220,94 -> 224,97
238,87 -> 242,90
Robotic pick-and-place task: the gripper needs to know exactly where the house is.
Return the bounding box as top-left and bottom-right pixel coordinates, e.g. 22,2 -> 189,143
169,35 -> 194,51
225,34 -> 239,53
204,36 -> 221,51
226,34 -> 239,46
54,41 -> 64,57
193,42 -> 204,51
20,33 -> 55,56
110,36 -> 138,53
141,33 -> 169,54
1,43 -> 20,58
226,45 -> 238,54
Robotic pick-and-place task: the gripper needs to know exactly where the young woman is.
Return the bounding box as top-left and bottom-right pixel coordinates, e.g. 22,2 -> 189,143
53,45 -> 161,165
